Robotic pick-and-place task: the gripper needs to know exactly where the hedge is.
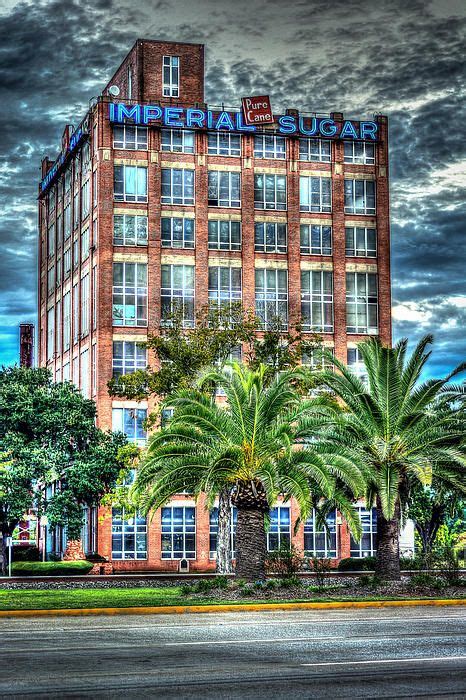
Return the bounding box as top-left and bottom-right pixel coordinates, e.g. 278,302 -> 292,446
11,561 -> 93,576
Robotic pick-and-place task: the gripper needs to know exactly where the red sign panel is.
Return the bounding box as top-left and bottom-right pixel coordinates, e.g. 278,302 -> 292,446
241,96 -> 274,126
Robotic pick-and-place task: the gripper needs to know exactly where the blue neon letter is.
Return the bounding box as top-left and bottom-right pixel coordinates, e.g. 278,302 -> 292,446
278,115 -> 297,134
360,121 -> 378,140
319,119 -> 337,136
340,120 -> 359,139
163,107 -> 184,127
235,113 -> 256,131
186,109 -> 206,128
298,116 -> 317,136
142,105 -> 162,124
215,112 -> 235,130
116,104 -> 141,123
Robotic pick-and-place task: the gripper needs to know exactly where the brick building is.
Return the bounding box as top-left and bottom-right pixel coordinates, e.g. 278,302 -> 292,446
38,39 -> 397,571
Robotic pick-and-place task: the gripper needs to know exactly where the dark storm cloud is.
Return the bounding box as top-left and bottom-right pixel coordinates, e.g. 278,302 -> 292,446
0,0 -> 464,378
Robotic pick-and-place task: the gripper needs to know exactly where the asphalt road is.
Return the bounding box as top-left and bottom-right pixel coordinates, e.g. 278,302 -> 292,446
1,606 -> 465,699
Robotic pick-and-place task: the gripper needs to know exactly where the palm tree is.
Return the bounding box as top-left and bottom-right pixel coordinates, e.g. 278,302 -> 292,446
316,335 -> 466,580
133,363 -> 366,580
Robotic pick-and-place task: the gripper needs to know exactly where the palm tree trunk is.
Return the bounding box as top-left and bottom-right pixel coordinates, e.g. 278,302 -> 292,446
235,506 -> 266,581
63,538 -> 85,561
216,487 -> 232,574
375,497 -> 401,580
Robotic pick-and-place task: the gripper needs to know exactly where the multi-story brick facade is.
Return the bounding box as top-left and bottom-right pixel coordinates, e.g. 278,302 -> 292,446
38,39 -> 394,571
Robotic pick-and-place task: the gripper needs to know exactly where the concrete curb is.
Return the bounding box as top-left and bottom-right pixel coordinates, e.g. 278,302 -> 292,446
0,598 -> 465,618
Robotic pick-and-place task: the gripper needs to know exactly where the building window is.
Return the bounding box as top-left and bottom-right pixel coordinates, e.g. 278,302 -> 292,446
208,220 -> 241,251
215,346 -> 242,396
302,347 -> 334,371
81,143 -> 91,175
301,271 -> 334,333
47,307 -> 54,361
81,180 -> 90,219
207,132 -> 241,157
92,265 -> 97,330
255,268 -> 288,329
161,506 -> 196,559
344,179 -> 376,215
254,174 -> 286,210
254,135 -> 286,159
208,171 -> 241,208
72,283 -> 79,344
112,407 -> 147,446
81,227 -> 90,261
64,248 -> 71,278
161,168 -> 194,205
80,348 -> 89,398
209,507 -> 237,559
347,347 -> 368,383
350,506 -> 377,557
344,141 -> 375,165
47,223 -> 55,258
161,129 -> 195,154
48,188 -> 55,212
267,506 -> 291,551
63,291 -> 71,351
112,341 -> 147,377
161,407 -> 174,428
47,267 -> 55,296
63,362 -> 70,382
112,262 -> 148,327
113,125 -> 148,150
299,138 -> 331,162
111,508 -> 147,560
56,256 -> 62,288
161,264 -> 195,327
300,224 -> 332,256
304,509 -> 337,558
300,176 -> 332,212
73,191 -> 80,228
56,213 -> 62,251
64,169 -> 72,193
208,266 -> 242,315
346,272 -> 378,335
73,237 -> 79,269
64,204 -> 71,241
254,222 -> 287,254
113,214 -> 148,247
80,274 -> 89,337
163,55 -> 180,97
161,217 -> 195,249
345,227 -> 376,258
114,165 -> 148,203
92,170 -> 97,208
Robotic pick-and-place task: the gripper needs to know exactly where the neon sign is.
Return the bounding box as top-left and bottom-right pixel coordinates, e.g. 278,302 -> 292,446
109,103 -> 378,140
40,125 -> 88,193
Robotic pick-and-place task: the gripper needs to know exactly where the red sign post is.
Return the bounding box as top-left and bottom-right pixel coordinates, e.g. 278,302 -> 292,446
241,96 -> 274,126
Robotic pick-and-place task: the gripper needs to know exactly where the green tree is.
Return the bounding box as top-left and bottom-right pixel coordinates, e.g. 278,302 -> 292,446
0,367 -> 128,573
407,482 -> 464,556
315,335 -> 466,580
133,363 -> 365,580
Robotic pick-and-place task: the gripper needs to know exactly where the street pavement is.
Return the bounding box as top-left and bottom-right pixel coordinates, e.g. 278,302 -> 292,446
0,605 -> 465,698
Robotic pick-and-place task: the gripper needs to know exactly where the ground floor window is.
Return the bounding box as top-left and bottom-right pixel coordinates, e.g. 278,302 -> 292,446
350,506 -> 377,557
304,509 -> 337,558
111,508 -> 147,560
267,506 -> 291,551
161,506 -> 196,559
209,506 -> 237,559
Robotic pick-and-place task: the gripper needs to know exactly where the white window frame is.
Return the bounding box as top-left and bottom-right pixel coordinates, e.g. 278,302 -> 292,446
111,508 -> 147,560
254,222 -> 287,253
112,341 -> 147,377
344,141 -> 375,165
254,173 -> 287,210
47,308 -> 54,361
63,292 -> 71,351
80,274 -> 89,337
161,217 -> 195,249
208,171 -> 241,208
299,138 -> 331,162
113,214 -> 148,246
255,268 -> 288,330
161,168 -> 194,205
207,132 -> 241,157
350,506 -> 377,557
163,55 -> 180,97
113,125 -> 148,150
114,165 -> 148,203
112,262 -> 148,327
161,264 -> 195,328
346,272 -> 378,335
112,407 -> 147,446
345,226 -> 377,258
344,179 -> 376,215
161,506 -> 196,559
254,134 -> 286,160
304,509 -> 338,558
300,224 -> 332,256
347,347 -> 368,383
267,506 -> 291,551
301,270 -> 334,333
299,176 -> 332,213
161,129 -> 195,154
81,227 -> 89,261
208,266 -> 242,313
208,220 -> 241,251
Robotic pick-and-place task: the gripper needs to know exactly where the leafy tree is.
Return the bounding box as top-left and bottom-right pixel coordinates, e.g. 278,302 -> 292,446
133,363 -> 365,581
315,335 -> 466,580
0,367 -> 128,573
407,482 -> 464,556
108,304 -> 321,573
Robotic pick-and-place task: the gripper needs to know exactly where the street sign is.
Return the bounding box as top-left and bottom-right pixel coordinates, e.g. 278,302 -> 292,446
241,96 -> 274,126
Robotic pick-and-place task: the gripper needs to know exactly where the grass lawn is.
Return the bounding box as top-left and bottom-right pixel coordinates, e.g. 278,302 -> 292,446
0,587 -> 464,611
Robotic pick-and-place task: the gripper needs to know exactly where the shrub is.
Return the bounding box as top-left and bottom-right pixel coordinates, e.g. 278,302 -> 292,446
337,557 -> 376,572
400,556 -> 421,570
278,575 -> 301,588
409,573 -> 446,590
308,557 -> 332,589
12,561 -> 93,576
12,545 -> 40,562
358,574 -> 382,589
265,579 -> 279,590
266,543 -> 303,578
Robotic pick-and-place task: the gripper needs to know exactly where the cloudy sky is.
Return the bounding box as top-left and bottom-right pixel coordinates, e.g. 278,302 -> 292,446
0,0 -> 465,378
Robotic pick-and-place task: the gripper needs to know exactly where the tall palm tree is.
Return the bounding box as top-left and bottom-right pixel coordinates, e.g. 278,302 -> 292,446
316,335 -> 466,580
134,363 -> 366,580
